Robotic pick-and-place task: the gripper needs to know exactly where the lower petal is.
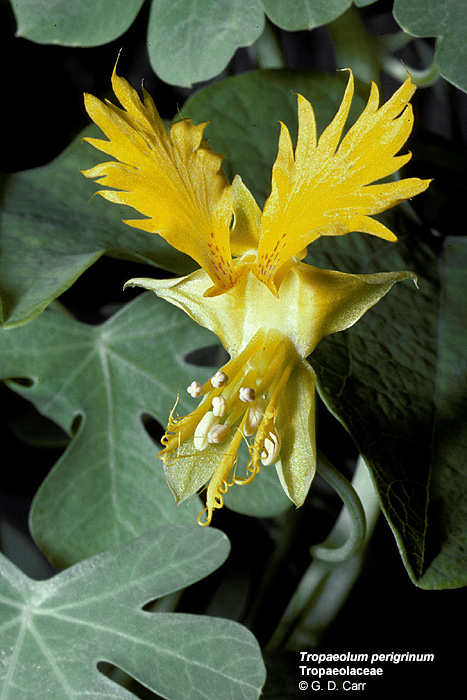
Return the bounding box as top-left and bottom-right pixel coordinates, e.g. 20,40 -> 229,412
275,359 -> 317,507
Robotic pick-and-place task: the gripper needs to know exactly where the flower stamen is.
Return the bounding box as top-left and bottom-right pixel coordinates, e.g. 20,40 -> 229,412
211,370 -> 229,388
235,360 -> 294,486
198,412 -> 249,526
212,395 -> 226,417
194,411 -> 219,451
260,428 -> 281,466
239,387 -> 256,402
244,397 -> 266,436
187,380 -> 203,397
208,423 -> 230,444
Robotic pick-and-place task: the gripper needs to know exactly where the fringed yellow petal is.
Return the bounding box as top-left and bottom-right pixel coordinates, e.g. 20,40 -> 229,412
253,71 -> 431,294
82,65 -> 239,295
315,69 -> 354,156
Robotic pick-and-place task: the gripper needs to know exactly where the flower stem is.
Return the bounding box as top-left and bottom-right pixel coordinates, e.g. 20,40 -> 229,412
310,452 -> 366,562
267,455 -> 380,650
382,55 -> 440,87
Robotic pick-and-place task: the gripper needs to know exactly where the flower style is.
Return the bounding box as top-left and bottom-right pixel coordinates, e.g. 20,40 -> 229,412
82,66 -> 430,525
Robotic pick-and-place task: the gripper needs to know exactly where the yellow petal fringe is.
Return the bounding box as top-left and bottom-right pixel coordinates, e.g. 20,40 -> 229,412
253,71 -> 431,294
82,64 -> 239,295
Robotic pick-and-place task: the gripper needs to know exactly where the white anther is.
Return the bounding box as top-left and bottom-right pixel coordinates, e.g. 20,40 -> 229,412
211,370 -> 228,388
212,395 -> 226,417
260,429 -> 281,466
208,423 -> 230,444
187,381 -> 203,398
194,411 -> 219,451
244,398 -> 267,437
239,387 -> 256,402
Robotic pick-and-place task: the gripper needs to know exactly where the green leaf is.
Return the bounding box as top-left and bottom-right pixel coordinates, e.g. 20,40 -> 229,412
422,236 -> 467,588
308,222 -> 467,589
0,526 -> 266,700
261,0 -> 352,30
0,126 -> 194,329
147,0 -> 265,86
0,294 -> 215,567
393,0 -> 467,92
10,0 -> 144,46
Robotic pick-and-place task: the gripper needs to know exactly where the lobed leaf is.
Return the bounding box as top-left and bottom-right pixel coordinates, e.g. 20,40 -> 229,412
419,236 -> 467,588
10,0 -> 265,86
0,526 -> 266,699
0,294 -> 215,567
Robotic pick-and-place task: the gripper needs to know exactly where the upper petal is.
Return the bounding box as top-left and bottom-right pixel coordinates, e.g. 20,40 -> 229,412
82,64 -> 239,295
253,71 -> 431,295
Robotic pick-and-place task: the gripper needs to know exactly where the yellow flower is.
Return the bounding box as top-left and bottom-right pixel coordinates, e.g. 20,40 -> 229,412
82,66 -> 430,525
